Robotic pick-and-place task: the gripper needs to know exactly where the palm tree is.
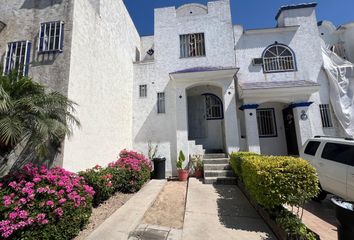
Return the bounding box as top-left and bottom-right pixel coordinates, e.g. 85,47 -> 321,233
0,70 -> 80,171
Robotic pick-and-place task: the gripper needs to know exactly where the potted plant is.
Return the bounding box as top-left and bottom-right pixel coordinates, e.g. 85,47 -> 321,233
190,155 -> 203,179
177,150 -> 188,181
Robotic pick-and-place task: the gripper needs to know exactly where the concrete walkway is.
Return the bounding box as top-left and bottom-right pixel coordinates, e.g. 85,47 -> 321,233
182,178 -> 276,240
87,180 -> 166,240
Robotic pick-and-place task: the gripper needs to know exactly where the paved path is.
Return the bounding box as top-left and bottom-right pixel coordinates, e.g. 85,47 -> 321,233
129,224 -> 182,240
87,180 -> 166,240
182,178 -> 276,240
289,196 -> 337,240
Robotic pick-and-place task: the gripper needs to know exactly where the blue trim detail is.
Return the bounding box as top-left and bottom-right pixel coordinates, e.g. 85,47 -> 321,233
239,104 -> 259,110
288,102 -> 313,109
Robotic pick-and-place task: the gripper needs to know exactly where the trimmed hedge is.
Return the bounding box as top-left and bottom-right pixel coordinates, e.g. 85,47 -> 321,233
230,152 -> 319,210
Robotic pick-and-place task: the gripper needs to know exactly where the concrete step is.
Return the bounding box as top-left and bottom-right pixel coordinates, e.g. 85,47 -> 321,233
203,158 -> 229,165
204,177 -> 237,185
204,164 -> 231,170
204,170 -> 235,178
204,153 -> 228,159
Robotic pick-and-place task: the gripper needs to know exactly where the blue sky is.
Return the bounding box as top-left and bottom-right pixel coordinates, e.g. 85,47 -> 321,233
123,0 -> 354,36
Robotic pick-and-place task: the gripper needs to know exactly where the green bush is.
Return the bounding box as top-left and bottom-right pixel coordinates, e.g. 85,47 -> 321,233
230,152 -> 259,178
79,165 -> 117,207
79,150 -> 152,206
230,152 -> 319,210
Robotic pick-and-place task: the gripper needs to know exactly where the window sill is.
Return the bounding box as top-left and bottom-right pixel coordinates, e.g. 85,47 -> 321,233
263,69 -> 297,74
38,50 -> 63,54
179,55 -> 206,59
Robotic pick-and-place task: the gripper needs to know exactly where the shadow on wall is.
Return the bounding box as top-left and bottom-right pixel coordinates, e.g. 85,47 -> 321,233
214,184 -> 274,237
21,0 -> 64,9
134,81 -> 178,175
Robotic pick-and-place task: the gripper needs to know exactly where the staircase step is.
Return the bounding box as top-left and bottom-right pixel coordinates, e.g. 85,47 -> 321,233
203,158 -> 229,164
204,170 -> 235,178
204,177 -> 237,185
204,153 -> 228,159
204,164 -> 231,170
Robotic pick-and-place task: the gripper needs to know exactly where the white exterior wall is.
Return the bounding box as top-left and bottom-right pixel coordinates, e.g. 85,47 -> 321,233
235,6 -> 341,151
133,0 -> 238,175
62,0 -> 140,172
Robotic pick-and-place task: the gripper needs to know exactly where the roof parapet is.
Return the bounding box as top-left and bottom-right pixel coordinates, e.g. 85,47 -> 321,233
275,2 -> 318,20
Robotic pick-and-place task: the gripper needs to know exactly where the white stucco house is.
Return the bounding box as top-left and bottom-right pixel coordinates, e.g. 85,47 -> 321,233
1,0 -> 353,177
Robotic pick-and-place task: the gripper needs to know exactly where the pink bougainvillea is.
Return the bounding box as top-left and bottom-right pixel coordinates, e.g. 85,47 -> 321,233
109,149 -> 152,172
0,164 -> 95,239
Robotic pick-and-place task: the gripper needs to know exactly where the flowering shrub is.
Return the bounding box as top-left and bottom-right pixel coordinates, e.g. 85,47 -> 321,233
109,150 -> 152,193
79,165 -> 119,207
80,150 -> 152,206
0,164 -> 94,239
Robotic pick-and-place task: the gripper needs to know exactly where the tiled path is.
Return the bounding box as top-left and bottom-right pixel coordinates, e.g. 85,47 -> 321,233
291,196 -> 338,240
182,178 -> 275,240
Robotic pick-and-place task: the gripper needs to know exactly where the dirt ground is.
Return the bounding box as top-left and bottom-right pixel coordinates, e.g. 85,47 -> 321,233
74,192 -> 133,240
142,180 -> 188,229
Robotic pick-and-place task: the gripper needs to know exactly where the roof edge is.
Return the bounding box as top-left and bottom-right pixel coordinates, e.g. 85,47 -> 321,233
275,2 -> 318,20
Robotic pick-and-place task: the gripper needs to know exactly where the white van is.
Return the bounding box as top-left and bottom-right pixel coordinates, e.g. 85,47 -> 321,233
300,136 -> 354,201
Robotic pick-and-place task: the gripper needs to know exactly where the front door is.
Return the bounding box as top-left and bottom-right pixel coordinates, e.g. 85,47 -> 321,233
188,95 -> 207,139
282,108 -> 299,155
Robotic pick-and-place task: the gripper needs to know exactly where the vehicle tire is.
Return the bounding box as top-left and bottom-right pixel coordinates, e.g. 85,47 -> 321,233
313,186 -> 327,201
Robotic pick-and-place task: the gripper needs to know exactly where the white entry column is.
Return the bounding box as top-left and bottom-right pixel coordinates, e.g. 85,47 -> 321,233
241,104 -> 261,153
223,79 -> 240,153
291,102 -> 313,149
175,85 -> 189,167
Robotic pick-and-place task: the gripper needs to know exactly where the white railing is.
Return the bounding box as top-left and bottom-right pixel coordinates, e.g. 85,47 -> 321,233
263,56 -> 295,73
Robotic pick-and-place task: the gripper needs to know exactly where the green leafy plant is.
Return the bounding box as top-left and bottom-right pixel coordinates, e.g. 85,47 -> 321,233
190,155 -> 203,171
0,72 -> 79,170
176,150 -> 185,170
276,209 -> 317,240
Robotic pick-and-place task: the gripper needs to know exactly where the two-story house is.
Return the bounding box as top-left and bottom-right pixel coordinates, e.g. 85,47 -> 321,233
1,0 -> 353,178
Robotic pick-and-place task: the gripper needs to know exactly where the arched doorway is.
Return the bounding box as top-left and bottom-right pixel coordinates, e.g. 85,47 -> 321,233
187,85 -> 225,153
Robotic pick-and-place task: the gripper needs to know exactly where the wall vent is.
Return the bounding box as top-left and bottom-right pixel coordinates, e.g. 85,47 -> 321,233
252,58 -> 263,65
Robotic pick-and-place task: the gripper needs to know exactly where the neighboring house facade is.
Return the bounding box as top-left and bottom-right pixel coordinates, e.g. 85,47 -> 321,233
1,0 -> 353,175
0,0 -> 140,172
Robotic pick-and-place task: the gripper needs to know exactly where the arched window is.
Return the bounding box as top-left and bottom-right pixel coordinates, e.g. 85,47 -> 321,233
203,94 -> 223,120
262,44 -> 296,73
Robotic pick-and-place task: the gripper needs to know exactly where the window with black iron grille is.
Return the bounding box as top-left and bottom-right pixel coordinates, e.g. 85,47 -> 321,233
262,44 -> 296,73
204,94 -> 223,120
39,21 -> 64,53
139,85 -> 147,98
319,104 -> 333,128
3,41 -> 32,77
180,33 -> 205,58
157,92 -> 165,114
257,108 -> 277,137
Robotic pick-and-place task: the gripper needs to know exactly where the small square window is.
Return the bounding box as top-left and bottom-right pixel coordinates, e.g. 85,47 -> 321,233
3,41 -> 32,77
139,85 -> 147,98
180,33 -> 205,58
319,104 -> 333,128
38,21 -> 64,53
157,92 -> 165,114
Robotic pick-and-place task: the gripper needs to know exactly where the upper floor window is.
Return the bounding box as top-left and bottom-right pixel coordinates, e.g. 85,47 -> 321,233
39,21 -> 64,53
3,41 -> 32,77
204,94 -> 223,120
262,44 -> 296,73
180,33 -> 205,58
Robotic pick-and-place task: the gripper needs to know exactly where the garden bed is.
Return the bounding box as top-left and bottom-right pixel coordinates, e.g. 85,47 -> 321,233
142,180 -> 187,229
237,180 -> 320,240
74,191 -> 133,240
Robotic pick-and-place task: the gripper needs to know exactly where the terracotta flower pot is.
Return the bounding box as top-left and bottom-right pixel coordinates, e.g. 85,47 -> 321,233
178,169 -> 189,181
194,169 -> 203,179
